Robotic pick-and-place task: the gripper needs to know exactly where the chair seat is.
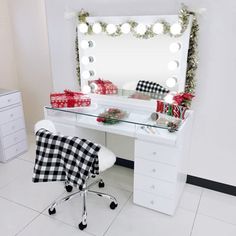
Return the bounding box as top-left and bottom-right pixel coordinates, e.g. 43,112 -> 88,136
98,146 -> 116,172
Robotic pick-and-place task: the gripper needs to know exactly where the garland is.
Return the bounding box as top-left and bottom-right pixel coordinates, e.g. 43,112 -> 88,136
75,5 -> 199,106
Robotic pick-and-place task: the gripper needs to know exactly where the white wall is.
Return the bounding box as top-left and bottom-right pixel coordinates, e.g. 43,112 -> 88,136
7,0 -> 53,132
0,0 -> 18,89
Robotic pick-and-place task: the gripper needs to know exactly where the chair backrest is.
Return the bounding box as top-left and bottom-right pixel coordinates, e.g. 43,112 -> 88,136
34,119 -> 56,134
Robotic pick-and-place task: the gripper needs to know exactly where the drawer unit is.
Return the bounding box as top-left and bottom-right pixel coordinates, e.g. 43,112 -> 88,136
134,174 -> 176,199
133,189 -> 176,215
2,129 -> 27,149
135,140 -> 179,166
135,157 -> 177,182
0,90 -> 27,162
0,118 -> 25,137
0,92 -> 21,109
3,140 -> 28,162
0,106 -> 24,125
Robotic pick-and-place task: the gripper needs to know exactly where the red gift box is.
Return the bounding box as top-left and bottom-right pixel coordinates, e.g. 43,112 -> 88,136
156,100 -> 188,119
50,90 -> 91,108
89,79 -> 118,95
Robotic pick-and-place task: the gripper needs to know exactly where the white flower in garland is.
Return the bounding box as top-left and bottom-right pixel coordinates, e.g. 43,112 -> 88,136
121,23 -> 131,34
106,24 -> 117,34
92,23 -> 102,34
135,23 -> 147,35
152,22 -> 164,34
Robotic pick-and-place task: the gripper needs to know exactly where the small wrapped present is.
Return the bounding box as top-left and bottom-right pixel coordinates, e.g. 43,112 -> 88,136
156,100 -> 188,119
50,90 -> 91,108
89,79 -> 118,95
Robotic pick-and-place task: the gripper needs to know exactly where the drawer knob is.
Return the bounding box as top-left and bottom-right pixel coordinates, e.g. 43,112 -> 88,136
151,185 -> 155,189
152,151 -> 157,155
15,148 -> 18,152
8,99 -> 11,102
152,168 -> 157,173
150,200 -> 154,205
10,114 -> 14,117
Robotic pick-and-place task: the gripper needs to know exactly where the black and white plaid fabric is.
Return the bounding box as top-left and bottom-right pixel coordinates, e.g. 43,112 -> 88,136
136,80 -> 169,99
32,129 -> 100,190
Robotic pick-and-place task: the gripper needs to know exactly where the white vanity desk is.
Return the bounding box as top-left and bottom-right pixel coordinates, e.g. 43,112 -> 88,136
44,94 -> 193,215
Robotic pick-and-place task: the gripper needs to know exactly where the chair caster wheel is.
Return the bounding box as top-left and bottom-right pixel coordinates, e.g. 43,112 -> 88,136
110,201 -> 118,210
98,181 -> 105,188
78,222 -> 87,230
48,208 -> 56,215
65,185 -> 73,192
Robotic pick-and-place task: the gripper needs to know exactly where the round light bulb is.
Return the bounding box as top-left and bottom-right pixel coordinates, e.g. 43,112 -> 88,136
121,23 -> 131,34
170,23 -> 182,35
82,71 -> 91,79
168,60 -> 179,71
169,42 -> 181,53
166,77 -> 177,88
80,40 -> 89,49
92,23 -> 102,34
106,24 -> 117,34
135,23 -> 147,35
82,85 -> 91,93
78,23 -> 88,33
164,94 -> 174,104
152,23 -> 164,34
81,56 -> 94,65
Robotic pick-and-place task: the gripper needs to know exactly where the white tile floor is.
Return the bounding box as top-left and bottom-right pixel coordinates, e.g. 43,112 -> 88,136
0,138 -> 236,236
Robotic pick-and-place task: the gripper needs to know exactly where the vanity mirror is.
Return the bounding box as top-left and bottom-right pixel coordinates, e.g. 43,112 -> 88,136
76,7 -> 197,105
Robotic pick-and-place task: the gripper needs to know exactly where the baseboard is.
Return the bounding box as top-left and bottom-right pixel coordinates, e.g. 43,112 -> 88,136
115,158 -> 236,197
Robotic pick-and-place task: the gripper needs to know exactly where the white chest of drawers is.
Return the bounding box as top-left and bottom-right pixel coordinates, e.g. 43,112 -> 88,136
0,89 -> 28,162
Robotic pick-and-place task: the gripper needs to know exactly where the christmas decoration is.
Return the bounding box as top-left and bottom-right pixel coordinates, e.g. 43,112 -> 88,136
173,92 -> 195,108
50,90 -> 91,108
156,100 -> 188,119
96,108 -> 127,124
89,79 -> 118,95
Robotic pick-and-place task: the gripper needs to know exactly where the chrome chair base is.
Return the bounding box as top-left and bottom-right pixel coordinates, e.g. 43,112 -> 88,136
48,178 -> 118,230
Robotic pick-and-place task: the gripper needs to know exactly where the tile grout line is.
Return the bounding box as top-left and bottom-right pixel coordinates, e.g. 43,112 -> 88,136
190,188 -> 204,236
102,191 -> 133,236
14,212 -> 42,236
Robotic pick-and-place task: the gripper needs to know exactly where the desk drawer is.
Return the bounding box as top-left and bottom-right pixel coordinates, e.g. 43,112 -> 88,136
133,189 -> 175,215
0,118 -> 25,136
134,157 -> 177,182
2,129 -> 27,149
134,174 -> 176,199
0,106 -> 23,125
0,92 -> 21,109
3,140 -> 27,162
135,140 -> 178,165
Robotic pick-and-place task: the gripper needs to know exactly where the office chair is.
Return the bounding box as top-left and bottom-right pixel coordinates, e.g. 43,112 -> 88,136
34,120 -> 118,230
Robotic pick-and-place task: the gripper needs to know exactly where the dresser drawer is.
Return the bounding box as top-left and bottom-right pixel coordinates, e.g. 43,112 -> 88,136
0,92 -> 21,109
133,189 -> 176,215
134,157 -> 177,182
0,118 -> 25,136
134,174 -> 176,199
0,106 -> 23,125
3,140 -> 28,162
135,140 -> 179,166
2,129 -> 27,149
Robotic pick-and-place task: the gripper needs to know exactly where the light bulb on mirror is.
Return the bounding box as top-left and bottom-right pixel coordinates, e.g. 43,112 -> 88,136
82,70 -> 95,79
152,23 -> 164,34
121,23 -> 131,34
169,42 -> 181,53
92,23 -> 102,34
170,23 -> 182,35
168,60 -> 179,71
82,85 -> 91,94
78,23 -> 88,33
81,56 -> 94,65
166,77 -> 177,88
164,94 -> 174,104
80,40 -> 95,49
135,23 -> 147,35
106,24 -> 117,34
